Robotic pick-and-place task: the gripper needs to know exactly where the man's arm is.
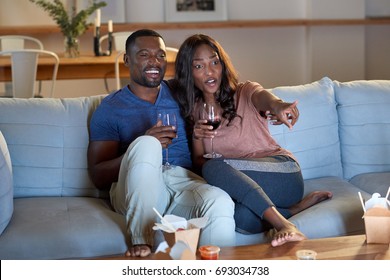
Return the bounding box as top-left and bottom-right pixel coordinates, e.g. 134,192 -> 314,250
87,121 -> 178,190
87,140 -> 123,190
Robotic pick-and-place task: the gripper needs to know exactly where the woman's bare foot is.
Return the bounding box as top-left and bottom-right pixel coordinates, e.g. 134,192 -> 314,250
125,244 -> 151,257
271,225 -> 307,247
289,191 -> 333,215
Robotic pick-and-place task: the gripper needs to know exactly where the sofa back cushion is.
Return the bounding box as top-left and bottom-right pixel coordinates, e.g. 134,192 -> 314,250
0,130 -> 13,234
334,80 -> 390,180
269,77 -> 343,180
0,96 -> 107,198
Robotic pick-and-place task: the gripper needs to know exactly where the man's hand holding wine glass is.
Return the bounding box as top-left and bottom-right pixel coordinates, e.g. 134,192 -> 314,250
157,112 -> 177,169
144,113 -> 177,170
145,118 -> 176,149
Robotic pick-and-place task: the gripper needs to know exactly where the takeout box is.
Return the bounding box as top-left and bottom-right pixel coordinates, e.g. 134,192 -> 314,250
153,214 -> 208,257
364,207 -> 390,244
163,226 -> 200,254
154,241 -> 196,260
360,191 -> 390,244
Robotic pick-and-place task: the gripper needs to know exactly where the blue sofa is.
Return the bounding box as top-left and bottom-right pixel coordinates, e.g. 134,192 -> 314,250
1,77 -> 389,259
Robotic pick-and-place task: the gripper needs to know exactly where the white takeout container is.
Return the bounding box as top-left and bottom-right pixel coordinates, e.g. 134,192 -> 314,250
153,214 -> 208,257
360,191 -> 390,244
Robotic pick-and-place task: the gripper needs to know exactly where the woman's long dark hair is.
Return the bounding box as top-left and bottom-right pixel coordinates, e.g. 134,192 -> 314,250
172,34 -> 240,127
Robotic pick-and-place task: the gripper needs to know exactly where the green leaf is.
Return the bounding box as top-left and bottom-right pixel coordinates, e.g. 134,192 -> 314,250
30,0 -> 107,38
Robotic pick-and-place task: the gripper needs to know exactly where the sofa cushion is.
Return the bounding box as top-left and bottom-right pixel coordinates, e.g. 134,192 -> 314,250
0,96 -> 107,198
0,197 -> 129,259
334,80 -> 390,180
349,172 -> 390,196
269,77 -> 342,180
290,177 -> 368,238
0,131 -> 13,235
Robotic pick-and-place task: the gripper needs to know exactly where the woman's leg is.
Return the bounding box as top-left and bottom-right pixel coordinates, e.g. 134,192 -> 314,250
203,156 -> 331,246
234,203 -> 273,234
230,156 -> 304,216
202,156 -> 303,233
232,156 -> 332,217
202,156 -> 306,246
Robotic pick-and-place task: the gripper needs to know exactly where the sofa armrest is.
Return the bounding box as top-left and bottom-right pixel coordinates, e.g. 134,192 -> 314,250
0,131 -> 13,235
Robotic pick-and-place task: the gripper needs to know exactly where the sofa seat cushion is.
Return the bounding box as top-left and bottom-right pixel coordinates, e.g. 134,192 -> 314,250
334,80 -> 390,179
235,230 -> 269,246
0,197 -> 129,259
269,77 -> 342,180
0,131 -> 13,235
349,172 -> 390,196
289,177 -> 368,239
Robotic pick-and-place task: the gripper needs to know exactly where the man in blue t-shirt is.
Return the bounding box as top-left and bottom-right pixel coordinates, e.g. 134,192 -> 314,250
87,29 -> 235,257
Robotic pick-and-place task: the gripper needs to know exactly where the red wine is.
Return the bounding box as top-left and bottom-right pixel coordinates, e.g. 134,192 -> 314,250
206,120 -> 221,130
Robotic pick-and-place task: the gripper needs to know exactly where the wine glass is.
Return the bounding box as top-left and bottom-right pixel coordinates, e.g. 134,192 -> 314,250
158,112 -> 177,170
202,103 -> 222,159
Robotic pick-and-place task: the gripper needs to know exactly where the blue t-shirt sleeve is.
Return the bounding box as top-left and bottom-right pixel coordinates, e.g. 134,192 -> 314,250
89,101 -> 120,141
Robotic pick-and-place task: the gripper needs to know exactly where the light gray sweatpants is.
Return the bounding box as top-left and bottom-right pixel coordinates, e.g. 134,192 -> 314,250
110,135 -> 236,248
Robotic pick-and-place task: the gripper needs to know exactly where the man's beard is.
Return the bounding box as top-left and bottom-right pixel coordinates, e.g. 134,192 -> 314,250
136,74 -> 164,88
144,79 -> 162,88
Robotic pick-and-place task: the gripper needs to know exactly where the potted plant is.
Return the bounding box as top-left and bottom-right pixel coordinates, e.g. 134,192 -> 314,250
30,0 -> 106,58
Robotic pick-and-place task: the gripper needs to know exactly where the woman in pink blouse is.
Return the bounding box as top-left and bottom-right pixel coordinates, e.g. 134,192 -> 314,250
171,34 -> 332,247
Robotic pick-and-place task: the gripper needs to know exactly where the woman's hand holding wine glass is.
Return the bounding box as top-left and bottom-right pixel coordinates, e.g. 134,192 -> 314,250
201,103 -> 222,159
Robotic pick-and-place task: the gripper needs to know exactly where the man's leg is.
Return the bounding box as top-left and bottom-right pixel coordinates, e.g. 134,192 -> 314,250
163,167 -> 236,247
110,136 -> 169,248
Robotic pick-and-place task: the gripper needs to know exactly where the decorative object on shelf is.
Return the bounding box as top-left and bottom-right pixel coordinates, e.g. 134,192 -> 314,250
165,0 -> 227,23
93,10 -> 113,57
64,36 -> 80,58
29,0 -> 106,58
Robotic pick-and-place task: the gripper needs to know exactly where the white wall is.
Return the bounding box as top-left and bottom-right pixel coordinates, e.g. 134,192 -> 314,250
365,25 -> 390,80
307,0 -> 365,19
227,0 -> 306,19
308,26 -> 366,82
1,0 -> 389,98
306,0 -> 366,82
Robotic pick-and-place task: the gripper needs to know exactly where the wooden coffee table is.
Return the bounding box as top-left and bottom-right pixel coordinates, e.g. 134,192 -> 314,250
218,234 -> 389,260
97,234 -> 389,260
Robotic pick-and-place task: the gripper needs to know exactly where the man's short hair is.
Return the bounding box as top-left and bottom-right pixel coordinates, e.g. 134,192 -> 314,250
125,29 -> 164,53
